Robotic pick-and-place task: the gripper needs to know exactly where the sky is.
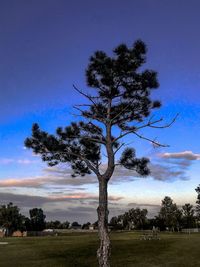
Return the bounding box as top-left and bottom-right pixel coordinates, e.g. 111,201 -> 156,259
0,0 -> 200,223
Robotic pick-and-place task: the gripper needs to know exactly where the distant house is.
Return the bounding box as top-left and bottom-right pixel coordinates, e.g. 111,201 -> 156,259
89,224 -> 94,230
43,229 -> 55,233
12,230 -> 23,237
12,231 -> 27,237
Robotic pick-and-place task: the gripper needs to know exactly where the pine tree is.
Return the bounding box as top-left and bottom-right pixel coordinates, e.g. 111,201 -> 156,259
158,196 -> 182,231
25,40 -> 173,267
182,203 -> 195,228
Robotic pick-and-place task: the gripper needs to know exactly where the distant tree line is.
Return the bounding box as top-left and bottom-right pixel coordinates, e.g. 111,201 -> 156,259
0,203 -> 89,236
46,220 -> 70,230
0,185 -> 200,236
110,185 -> 200,231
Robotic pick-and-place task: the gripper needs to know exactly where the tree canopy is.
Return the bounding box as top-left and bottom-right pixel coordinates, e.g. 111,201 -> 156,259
110,207 -> 148,230
28,208 -> 46,231
158,196 -> 182,231
24,40 -> 172,179
182,203 -> 196,228
0,202 -> 24,236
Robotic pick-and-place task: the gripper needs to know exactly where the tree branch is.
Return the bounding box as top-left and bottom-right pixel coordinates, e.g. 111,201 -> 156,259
73,106 -> 106,124
111,99 -> 134,123
147,113 -> 179,129
65,135 -> 106,145
114,143 -> 125,155
44,147 -> 100,177
73,84 -> 98,106
113,114 -> 178,146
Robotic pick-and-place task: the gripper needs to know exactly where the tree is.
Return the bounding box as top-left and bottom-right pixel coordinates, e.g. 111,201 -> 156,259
62,220 -> 70,229
127,208 -> 148,229
158,196 -> 182,231
110,208 -> 148,230
0,202 -> 24,236
46,220 -> 61,229
195,185 -> 200,221
71,221 -> 81,228
82,222 -> 91,229
46,220 -> 70,229
25,40 -> 173,267
109,216 -> 123,230
29,208 -> 46,231
182,203 -> 195,228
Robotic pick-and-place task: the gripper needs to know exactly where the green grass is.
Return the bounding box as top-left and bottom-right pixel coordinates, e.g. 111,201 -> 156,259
0,232 -> 200,266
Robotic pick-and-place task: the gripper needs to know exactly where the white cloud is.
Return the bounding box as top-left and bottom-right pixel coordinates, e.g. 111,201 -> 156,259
17,159 -> 33,164
0,158 -> 35,165
159,151 -> 200,160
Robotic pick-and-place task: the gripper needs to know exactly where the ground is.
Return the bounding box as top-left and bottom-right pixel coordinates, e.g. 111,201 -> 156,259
0,231 -> 199,266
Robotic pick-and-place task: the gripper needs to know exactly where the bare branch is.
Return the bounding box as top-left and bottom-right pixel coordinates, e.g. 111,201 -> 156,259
132,132 -> 169,147
73,84 -> 98,106
113,113 -> 178,145
114,128 -> 168,147
136,118 -> 163,130
73,105 -> 106,125
114,143 -> 125,155
66,135 -> 106,145
73,105 -> 85,114
132,114 -> 178,131
74,104 -> 93,107
148,113 -> 179,129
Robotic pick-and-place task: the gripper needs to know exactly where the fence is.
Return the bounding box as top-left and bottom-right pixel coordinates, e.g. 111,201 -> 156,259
181,228 -> 200,234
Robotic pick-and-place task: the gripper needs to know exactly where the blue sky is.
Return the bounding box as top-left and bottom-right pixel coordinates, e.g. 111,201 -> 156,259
0,0 -> 200,223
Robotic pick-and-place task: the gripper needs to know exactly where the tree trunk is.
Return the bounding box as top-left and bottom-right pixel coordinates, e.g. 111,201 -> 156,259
97,178 -> 111,267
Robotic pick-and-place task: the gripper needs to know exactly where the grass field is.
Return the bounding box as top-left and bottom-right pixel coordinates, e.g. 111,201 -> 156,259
0,231 -> 200,267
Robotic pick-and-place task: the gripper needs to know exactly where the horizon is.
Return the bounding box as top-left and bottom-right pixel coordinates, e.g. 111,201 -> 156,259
0,0 -> 200,223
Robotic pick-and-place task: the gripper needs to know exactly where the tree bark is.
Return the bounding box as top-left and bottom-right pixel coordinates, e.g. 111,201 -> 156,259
97,177 -> 111,267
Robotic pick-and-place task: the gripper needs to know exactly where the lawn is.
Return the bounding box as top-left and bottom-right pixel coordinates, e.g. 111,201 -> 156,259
0,231 -> 200,267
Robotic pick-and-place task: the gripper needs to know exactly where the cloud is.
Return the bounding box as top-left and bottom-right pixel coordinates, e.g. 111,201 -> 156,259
0,158 -> 14,164
1,150 -> 197,191
0,174 -> 96,189
0,162 -> 187,190
111,162 -> 188,182
48,193 -> 123,202
0,191 -> 123,206
45,207 -> 97,223
160,151 -> 200,160
0,177 -> 59,188
151,150 -> 200,181
128,202 -> 160,208
149,163 -> 188,181
17,159 -> 33,164
0,192 -> 96,222
41,159 -> 193,186
0,158 -> 35,165
0,191 -> 123,223
99,163 -> 187,183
